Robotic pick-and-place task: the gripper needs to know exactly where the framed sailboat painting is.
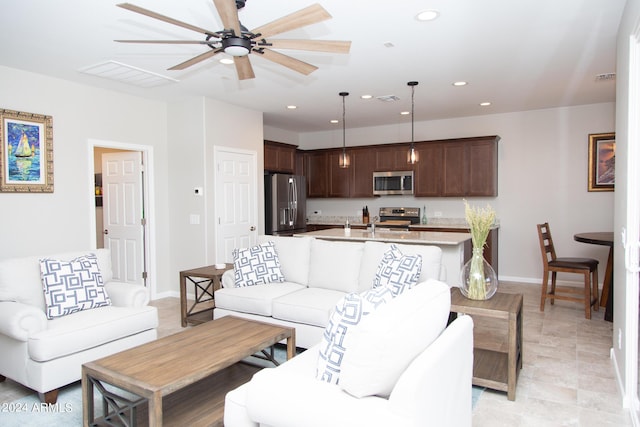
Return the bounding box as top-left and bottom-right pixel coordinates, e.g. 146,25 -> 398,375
0,109 -> 53,192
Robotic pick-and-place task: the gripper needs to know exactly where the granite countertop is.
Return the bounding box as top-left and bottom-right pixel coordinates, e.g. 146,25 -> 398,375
306,216 -> 499,230
294,228 -> 471,246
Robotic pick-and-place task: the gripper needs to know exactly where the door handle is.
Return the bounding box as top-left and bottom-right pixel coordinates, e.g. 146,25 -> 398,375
250,226 -> 256,231
103,229 -> 109,235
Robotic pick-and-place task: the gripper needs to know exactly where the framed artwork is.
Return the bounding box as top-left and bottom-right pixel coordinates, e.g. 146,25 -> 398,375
588,132 -> 615,192
0,109 -> 53,192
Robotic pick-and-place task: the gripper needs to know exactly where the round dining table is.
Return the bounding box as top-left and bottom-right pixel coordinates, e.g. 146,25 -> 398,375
574,232 -> 614,322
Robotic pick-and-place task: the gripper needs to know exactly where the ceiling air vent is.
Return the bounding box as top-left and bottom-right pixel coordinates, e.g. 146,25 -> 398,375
376,95 -> 401,102
78,61 -> 179,88
595,73 -> 616,82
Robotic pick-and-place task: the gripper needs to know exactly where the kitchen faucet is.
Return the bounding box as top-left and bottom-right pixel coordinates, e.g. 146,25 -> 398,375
370,216 -> 379,233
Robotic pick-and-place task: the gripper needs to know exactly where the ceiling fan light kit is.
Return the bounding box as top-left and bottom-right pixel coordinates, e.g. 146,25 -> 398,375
115,1 -> 351,80
222,37 -> 251,56
407,81 -> 419,164
339,91 -> 350,169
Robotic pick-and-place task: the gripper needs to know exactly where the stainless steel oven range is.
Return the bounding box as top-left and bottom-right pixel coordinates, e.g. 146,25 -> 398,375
377,207 -> 420,230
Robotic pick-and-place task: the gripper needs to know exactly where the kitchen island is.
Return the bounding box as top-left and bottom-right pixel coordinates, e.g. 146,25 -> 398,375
294,228 -> 471,288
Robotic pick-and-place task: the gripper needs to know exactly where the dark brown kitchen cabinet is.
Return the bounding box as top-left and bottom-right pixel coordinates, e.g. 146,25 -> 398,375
415,136 -> 500,197
349,148 -> 376,198
305,151 -> 329,198
414,142 -> 443,197
442,141 -> 468,196
375,144 -> 413,171
294,151 -> 305,176
328,150 -> 350,197
264,140 -> 296,173
301,135 -> 498,198
467,138 -> 498,196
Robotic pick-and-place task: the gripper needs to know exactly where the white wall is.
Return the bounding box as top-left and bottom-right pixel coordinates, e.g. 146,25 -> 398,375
263,125 -> 299,146
203,97 -> 264,262
0,66 -> 266,299
166,96 -> 265,296
0,65 -> 172,294
266,102 -> 616,284
167,97 -> 208,282
612,0 -> 640,416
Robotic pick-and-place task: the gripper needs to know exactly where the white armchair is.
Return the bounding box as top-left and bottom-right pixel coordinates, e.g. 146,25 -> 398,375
0,249 -> 158,403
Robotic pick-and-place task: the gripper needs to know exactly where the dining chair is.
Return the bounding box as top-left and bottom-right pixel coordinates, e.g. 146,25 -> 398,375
537,222 -> 599,319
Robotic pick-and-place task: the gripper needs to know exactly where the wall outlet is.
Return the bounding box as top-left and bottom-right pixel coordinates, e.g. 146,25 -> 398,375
433,211 -> 443,217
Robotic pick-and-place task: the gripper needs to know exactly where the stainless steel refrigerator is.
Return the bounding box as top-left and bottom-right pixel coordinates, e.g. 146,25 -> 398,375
265,174 -> 307,235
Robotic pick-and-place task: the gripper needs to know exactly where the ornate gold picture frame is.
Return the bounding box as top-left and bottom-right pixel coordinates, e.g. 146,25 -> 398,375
588,132 -> 615,192
0,109 -> 53,192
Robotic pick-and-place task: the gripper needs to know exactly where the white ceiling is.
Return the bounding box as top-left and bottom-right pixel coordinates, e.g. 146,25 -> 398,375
0,0 -> 625,133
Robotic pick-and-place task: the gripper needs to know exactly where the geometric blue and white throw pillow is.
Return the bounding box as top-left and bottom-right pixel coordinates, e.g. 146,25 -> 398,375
233,241 -> 285,287
316,286 -> 393,384
372,244 -> 423,297
39,253 -> 111,319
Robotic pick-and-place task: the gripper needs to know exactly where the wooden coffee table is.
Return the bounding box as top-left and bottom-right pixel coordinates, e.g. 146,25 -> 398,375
82,316 -> 295,426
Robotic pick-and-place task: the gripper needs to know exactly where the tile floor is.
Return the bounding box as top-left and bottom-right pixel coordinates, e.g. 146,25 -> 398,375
0,281 -> 633,426
472,282 -> 632,426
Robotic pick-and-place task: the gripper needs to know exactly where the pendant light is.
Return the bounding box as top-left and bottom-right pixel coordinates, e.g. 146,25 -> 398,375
339,91 -> 350,168
407,81 -> 419,164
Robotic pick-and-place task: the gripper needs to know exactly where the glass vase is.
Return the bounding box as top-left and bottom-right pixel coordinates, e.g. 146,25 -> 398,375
460,247 -> 498,300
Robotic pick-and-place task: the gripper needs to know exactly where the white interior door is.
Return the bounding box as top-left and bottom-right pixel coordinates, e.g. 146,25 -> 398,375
102,151 -> 145,285
215,148 -> 257,263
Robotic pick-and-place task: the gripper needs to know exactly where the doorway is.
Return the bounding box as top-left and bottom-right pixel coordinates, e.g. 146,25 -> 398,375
89,139 -> 155,295
214,146 -> 259,263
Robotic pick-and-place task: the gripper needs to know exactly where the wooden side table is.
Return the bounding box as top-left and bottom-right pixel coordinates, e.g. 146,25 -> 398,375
180,264 -> 232,327
449,288 -> 523,401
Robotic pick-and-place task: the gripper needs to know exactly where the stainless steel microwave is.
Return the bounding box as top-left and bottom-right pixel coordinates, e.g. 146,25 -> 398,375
373,171 -> 414,195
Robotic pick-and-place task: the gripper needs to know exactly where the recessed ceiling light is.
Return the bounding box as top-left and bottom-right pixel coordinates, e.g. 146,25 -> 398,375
219,58 -> 234,65
480,102 -> 492,106
452,81 -> 468,86
330,119 -> 339,124
416,9 -> 440,21
400,111 -> 410,115
361,95 -> 373,99
287,105 -> 297,110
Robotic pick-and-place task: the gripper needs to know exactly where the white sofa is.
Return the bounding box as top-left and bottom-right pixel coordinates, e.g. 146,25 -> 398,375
224,282 -> 474,427
214,235 -> 446,348
0,249 -> 158,403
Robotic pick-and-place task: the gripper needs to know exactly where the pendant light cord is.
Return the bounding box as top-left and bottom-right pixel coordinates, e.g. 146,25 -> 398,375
407,81 -> 419,164
343,94 -> 346,153
411,84 -> 415,146
339,91 -> 349,168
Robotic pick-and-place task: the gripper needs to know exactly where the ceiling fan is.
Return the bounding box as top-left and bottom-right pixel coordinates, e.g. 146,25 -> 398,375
115,1 -> 351,80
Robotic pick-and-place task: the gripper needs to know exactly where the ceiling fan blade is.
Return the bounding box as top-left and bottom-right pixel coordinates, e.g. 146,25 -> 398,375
116,40 -> 217,45
117,3 -> 219,36
168,49 -> 221,70
251,4 -> 331,39
213,0 -> 242,35
234,56 -> 255,80
267,39 -> 351,53
257,49 -> 318,76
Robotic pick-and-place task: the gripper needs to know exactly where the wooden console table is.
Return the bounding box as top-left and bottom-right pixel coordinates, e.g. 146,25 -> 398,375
180,264 -> 232,327
450,288 -> 523,400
